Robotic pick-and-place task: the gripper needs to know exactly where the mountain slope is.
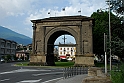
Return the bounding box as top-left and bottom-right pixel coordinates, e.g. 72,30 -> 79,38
0,26 -> 32,45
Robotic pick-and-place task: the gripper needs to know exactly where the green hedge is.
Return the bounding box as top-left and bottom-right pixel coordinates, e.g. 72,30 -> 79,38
111,62 -> 124,83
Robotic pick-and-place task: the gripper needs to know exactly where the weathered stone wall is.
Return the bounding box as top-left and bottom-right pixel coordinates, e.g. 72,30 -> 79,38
82,67 -> 112,83
30,16 -> 94,66
75,55 -> 94,66
82,20 -> 93,54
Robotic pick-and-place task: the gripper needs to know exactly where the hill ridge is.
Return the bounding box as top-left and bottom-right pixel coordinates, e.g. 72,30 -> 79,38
0,26 -> 32,45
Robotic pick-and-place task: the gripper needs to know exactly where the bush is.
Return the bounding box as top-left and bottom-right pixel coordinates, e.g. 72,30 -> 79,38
60,59 -> 67,62
13,55 -> 18,60
4,55 -> 12,62
111,62 -> 124,83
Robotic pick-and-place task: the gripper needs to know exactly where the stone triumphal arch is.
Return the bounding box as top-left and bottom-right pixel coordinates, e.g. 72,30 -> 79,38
30,15 -> 94,66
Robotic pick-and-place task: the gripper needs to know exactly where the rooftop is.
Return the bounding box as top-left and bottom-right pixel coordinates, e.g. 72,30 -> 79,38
31,15 -> 94,23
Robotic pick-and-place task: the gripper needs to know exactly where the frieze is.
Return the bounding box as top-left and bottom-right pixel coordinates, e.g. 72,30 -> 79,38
39,21 -> 82,26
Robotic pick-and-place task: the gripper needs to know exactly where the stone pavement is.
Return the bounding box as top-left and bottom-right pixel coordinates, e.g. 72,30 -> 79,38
56,74 -> 87,83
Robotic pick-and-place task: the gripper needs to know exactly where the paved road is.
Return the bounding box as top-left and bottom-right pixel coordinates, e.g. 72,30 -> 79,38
0,62 -> 63,83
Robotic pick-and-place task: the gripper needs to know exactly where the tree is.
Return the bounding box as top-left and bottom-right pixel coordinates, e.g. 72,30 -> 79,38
91,11 -> 124,59
108,0 -> 124,16
91,11 -> 109,55
111,37 -> 124,60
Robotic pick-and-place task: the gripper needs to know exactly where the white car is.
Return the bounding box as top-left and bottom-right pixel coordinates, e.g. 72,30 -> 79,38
1,59 -> 5,62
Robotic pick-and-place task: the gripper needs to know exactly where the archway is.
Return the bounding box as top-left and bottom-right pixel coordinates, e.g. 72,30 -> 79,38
30,15 -> 94,66
46,29 -> 76,65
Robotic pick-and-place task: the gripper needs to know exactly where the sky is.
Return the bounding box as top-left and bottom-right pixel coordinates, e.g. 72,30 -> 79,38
0,0 -> 107,44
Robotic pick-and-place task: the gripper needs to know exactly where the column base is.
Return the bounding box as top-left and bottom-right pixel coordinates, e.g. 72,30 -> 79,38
82,67 -> 112,83
74,54 -> 94,66
29,54 -> 47,66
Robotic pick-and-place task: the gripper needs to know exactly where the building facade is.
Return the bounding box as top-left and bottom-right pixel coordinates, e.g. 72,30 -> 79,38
16,44 -> 32,60
0,38 -> 17,58
58,44 -> 76,60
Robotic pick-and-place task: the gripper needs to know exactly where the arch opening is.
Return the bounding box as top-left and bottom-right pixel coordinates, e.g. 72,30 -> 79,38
46,30 -> 76,66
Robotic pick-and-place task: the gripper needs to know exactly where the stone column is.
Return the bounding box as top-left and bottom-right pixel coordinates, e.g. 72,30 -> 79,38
75,21 -> 94,66
32,23 -> 36,54
80,24 -> 83,54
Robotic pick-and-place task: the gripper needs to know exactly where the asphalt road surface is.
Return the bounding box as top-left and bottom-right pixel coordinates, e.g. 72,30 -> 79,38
0,62 -> 63,83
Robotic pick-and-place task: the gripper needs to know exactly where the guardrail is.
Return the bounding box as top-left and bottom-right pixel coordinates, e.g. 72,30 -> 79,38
63,63 -> 121,79
63,66 -> 88,79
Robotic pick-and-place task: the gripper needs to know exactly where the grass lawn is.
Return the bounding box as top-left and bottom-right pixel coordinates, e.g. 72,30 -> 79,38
16,62 -> 29,66
95,62 -> 105,67
15,61 -> 75,67
16,61 -> 113,68
55,62 -> 74,67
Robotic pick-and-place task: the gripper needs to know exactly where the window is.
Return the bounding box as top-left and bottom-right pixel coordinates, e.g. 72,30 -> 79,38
71,48 -> 73,52
64,48 -> 66,52
1,48 -> 4,53
12,44 -> 15,48
1,42 -> 5,47
7,43 -> 10,48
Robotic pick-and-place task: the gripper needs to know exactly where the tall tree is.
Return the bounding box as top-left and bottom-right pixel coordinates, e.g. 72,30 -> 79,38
91,11 -> 124,59
107,0 -> 124,16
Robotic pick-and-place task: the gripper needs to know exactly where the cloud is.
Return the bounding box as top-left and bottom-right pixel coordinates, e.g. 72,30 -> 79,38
0,0 -> 107,38
0,0 -> 107,23
25,0 -> 106,25
0,0 -> 36,18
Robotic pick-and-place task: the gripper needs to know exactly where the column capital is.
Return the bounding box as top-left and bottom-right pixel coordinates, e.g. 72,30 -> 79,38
32,23 -> 37,30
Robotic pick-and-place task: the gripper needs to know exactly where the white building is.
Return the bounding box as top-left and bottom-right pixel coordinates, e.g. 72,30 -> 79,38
58,44 -> 76,60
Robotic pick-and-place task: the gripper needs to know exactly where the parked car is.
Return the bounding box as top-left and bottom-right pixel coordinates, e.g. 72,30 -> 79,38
0,58 -> 5,63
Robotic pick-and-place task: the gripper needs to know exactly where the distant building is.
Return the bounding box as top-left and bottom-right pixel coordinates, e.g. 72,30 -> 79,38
16,44 -> 32,52
0,38 -> 17,58
58,44 -> 76,60
16,51 -> 29,60
16,44 -> 32,60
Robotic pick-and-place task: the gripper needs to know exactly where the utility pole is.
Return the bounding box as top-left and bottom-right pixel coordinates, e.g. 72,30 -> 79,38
104,33 -> 107,74
62,35 -> 67,44
106,0 -> 112,71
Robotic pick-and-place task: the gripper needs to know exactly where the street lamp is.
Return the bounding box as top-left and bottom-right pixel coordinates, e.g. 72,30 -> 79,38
106,0 -> 112,71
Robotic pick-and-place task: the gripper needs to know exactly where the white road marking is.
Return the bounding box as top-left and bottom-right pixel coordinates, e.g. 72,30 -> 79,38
0,79 -> 10,82
42,77 -> 63,83
0,69 -> 51,75
32,72 -> 63,76
16,79 -> 42,83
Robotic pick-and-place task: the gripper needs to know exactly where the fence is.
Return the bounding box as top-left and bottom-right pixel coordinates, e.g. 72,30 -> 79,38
63,66 -> 88,79
63,64 -> 121,79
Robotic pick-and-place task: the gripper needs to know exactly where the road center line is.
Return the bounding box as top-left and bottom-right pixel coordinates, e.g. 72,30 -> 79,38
0,69 -> 51,75
0,79 -> 10,82
16,79 -> 42,83
42,77 -> 63,83
32,72 -> 63,76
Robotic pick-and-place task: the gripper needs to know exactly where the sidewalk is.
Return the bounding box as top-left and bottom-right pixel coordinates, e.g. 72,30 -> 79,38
56,74 -> 87,83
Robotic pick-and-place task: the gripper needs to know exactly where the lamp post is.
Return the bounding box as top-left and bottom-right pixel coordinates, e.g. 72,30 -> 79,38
106,0 -> 112,71
104,33 -> 107,74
